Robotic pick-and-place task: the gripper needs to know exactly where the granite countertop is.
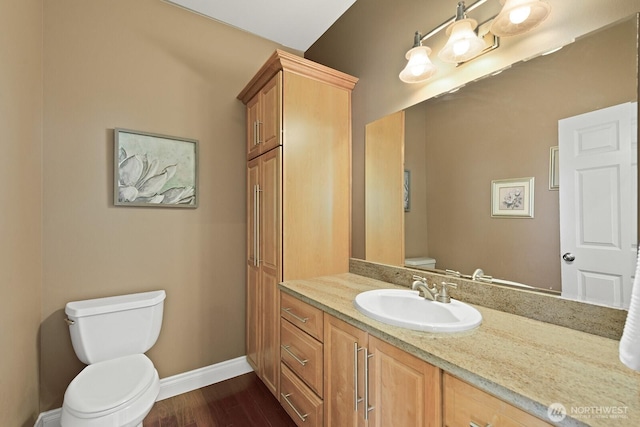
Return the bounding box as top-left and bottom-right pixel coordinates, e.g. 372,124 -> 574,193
279,273 -> 640,427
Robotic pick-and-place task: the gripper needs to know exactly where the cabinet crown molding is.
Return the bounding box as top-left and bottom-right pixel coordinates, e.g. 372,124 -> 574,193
237,49 -> 358,104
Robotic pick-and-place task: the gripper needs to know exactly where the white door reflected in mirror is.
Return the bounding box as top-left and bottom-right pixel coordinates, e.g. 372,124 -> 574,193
559,102 -> 638,309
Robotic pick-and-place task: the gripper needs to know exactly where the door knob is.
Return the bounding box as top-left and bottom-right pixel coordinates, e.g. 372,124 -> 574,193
562,253 -> 575,262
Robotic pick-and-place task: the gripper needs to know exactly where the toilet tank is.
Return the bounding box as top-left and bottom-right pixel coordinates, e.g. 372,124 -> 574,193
65,290 -> 166,364
405,257 -> 437,270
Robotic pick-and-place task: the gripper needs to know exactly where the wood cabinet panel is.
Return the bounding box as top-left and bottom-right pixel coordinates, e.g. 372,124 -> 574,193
365,111 -> 405,266
444,374 -> 552,427
259,148 -> 281,274
324,314 -> 367,427
246,159 -> 260,371
246,93 -> 260,159
260,73 -> 281,154
367,336 -> 441,427
246,73 -> 282,160
324,314 -> 442,427
246,149 -> 281,397
261,268 -> 280,395
282,71 -> 352,280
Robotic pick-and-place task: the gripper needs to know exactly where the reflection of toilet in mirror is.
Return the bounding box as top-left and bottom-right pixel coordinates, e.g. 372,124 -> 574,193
405,257 -> 436,271
61,290 -> 166,427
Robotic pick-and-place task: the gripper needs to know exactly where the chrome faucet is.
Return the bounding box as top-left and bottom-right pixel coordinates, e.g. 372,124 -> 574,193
472,268 -> 493,283
412,275 -> 438,301
435,282 -> 458,303
412,276 -> 459,303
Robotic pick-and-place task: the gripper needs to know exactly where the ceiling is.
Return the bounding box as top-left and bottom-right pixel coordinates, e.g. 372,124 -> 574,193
164,0 -> 357,52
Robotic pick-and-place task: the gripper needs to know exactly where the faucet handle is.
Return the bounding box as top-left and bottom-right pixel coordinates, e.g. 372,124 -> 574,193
436,282 -> 458,303
445,269 -> 461,278
412,275 -> 427,283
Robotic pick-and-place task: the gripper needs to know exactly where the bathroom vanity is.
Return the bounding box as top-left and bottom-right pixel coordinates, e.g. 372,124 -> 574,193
278,272 -> 640,427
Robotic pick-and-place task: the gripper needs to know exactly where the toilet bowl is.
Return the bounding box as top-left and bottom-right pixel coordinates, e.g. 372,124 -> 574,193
61,355 -> 159,427
61,290 -> 166,427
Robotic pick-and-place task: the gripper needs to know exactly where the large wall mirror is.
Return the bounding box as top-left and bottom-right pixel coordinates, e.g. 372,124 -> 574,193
365,14 -> 638,309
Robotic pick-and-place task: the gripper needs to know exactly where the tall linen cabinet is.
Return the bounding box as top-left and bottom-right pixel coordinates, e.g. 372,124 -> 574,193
238,50 -> 358,398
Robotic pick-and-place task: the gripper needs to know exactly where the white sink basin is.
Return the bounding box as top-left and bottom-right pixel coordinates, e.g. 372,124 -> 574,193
354,289 -> 482,333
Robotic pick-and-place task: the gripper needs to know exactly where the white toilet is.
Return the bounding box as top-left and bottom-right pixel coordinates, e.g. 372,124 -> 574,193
61,290 -> 166,427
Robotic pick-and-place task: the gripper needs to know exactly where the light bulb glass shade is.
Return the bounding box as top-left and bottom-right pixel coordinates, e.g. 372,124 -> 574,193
490,0 -> 551,37
399,46 -> 437,83
438,19 -> 485,64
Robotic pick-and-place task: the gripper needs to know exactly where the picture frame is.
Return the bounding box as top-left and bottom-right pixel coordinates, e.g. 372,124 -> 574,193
491,177 -> 534,218
549,146 -> 559,190
114,128 -> 198,208
404,170 -> 410,212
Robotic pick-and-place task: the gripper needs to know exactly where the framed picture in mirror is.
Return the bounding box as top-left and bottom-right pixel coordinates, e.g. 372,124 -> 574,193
404,170 -> 410,211
549,146 -> 559,190
491,177 -> 534,218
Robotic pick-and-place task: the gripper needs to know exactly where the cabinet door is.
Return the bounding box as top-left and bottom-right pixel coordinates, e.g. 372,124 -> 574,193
324,314 -> 367,427
246,72 -> 282,160
246,94 -> 261,160
260,72 -> 282,154
260,148 -> 281,276
367,336 -> 442,427
261,267 -> 280,396
444,374 -> 552,427
246,158 -> 260,370
246,149 -> 282,397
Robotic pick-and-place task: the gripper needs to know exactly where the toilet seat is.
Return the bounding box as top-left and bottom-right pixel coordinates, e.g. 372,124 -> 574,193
61,354 -> 159,426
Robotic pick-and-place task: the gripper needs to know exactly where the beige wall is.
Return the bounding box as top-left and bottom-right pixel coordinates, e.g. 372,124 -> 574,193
0,0 -> 43,425
306,0 -> 640,259
40,0 -> 286,410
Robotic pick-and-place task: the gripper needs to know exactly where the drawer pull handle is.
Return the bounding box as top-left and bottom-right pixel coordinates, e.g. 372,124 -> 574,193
281,392 -> 309,422
354,343 -> 364,411
364,349 -> 374,419
470,422 -> 492,427
282,307 -> 309,323
281,345 -> 308,366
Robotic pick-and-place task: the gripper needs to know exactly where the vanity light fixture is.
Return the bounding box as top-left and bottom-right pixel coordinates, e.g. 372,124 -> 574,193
399,32 -> 438,83
490,0 -> 551,37
399,0 -> 551,84
399,0 -> 493,84
438,2 -> 486,63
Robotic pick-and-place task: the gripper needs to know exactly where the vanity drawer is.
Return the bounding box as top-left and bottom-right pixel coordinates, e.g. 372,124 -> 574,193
281,292 -> 323,341
444,374 -> 552,427
281,317 -> 324,397
280,363 -> 323,427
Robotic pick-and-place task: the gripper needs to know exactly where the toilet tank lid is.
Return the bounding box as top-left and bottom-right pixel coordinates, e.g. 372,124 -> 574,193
405,257 -> 436,265
65,290 -> 166,318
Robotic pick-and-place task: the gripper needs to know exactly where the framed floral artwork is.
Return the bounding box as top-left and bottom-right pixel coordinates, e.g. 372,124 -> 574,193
114,128 -> 198,208
491,177 -> 534,218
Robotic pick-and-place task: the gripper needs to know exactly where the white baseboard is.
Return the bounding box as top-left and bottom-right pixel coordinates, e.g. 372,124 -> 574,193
34,408 -> 62,427
156,355 -> 253,401
34,355 -> 254,427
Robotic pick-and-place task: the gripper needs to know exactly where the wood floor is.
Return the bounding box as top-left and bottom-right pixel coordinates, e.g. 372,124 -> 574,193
143,372 -> 298,427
